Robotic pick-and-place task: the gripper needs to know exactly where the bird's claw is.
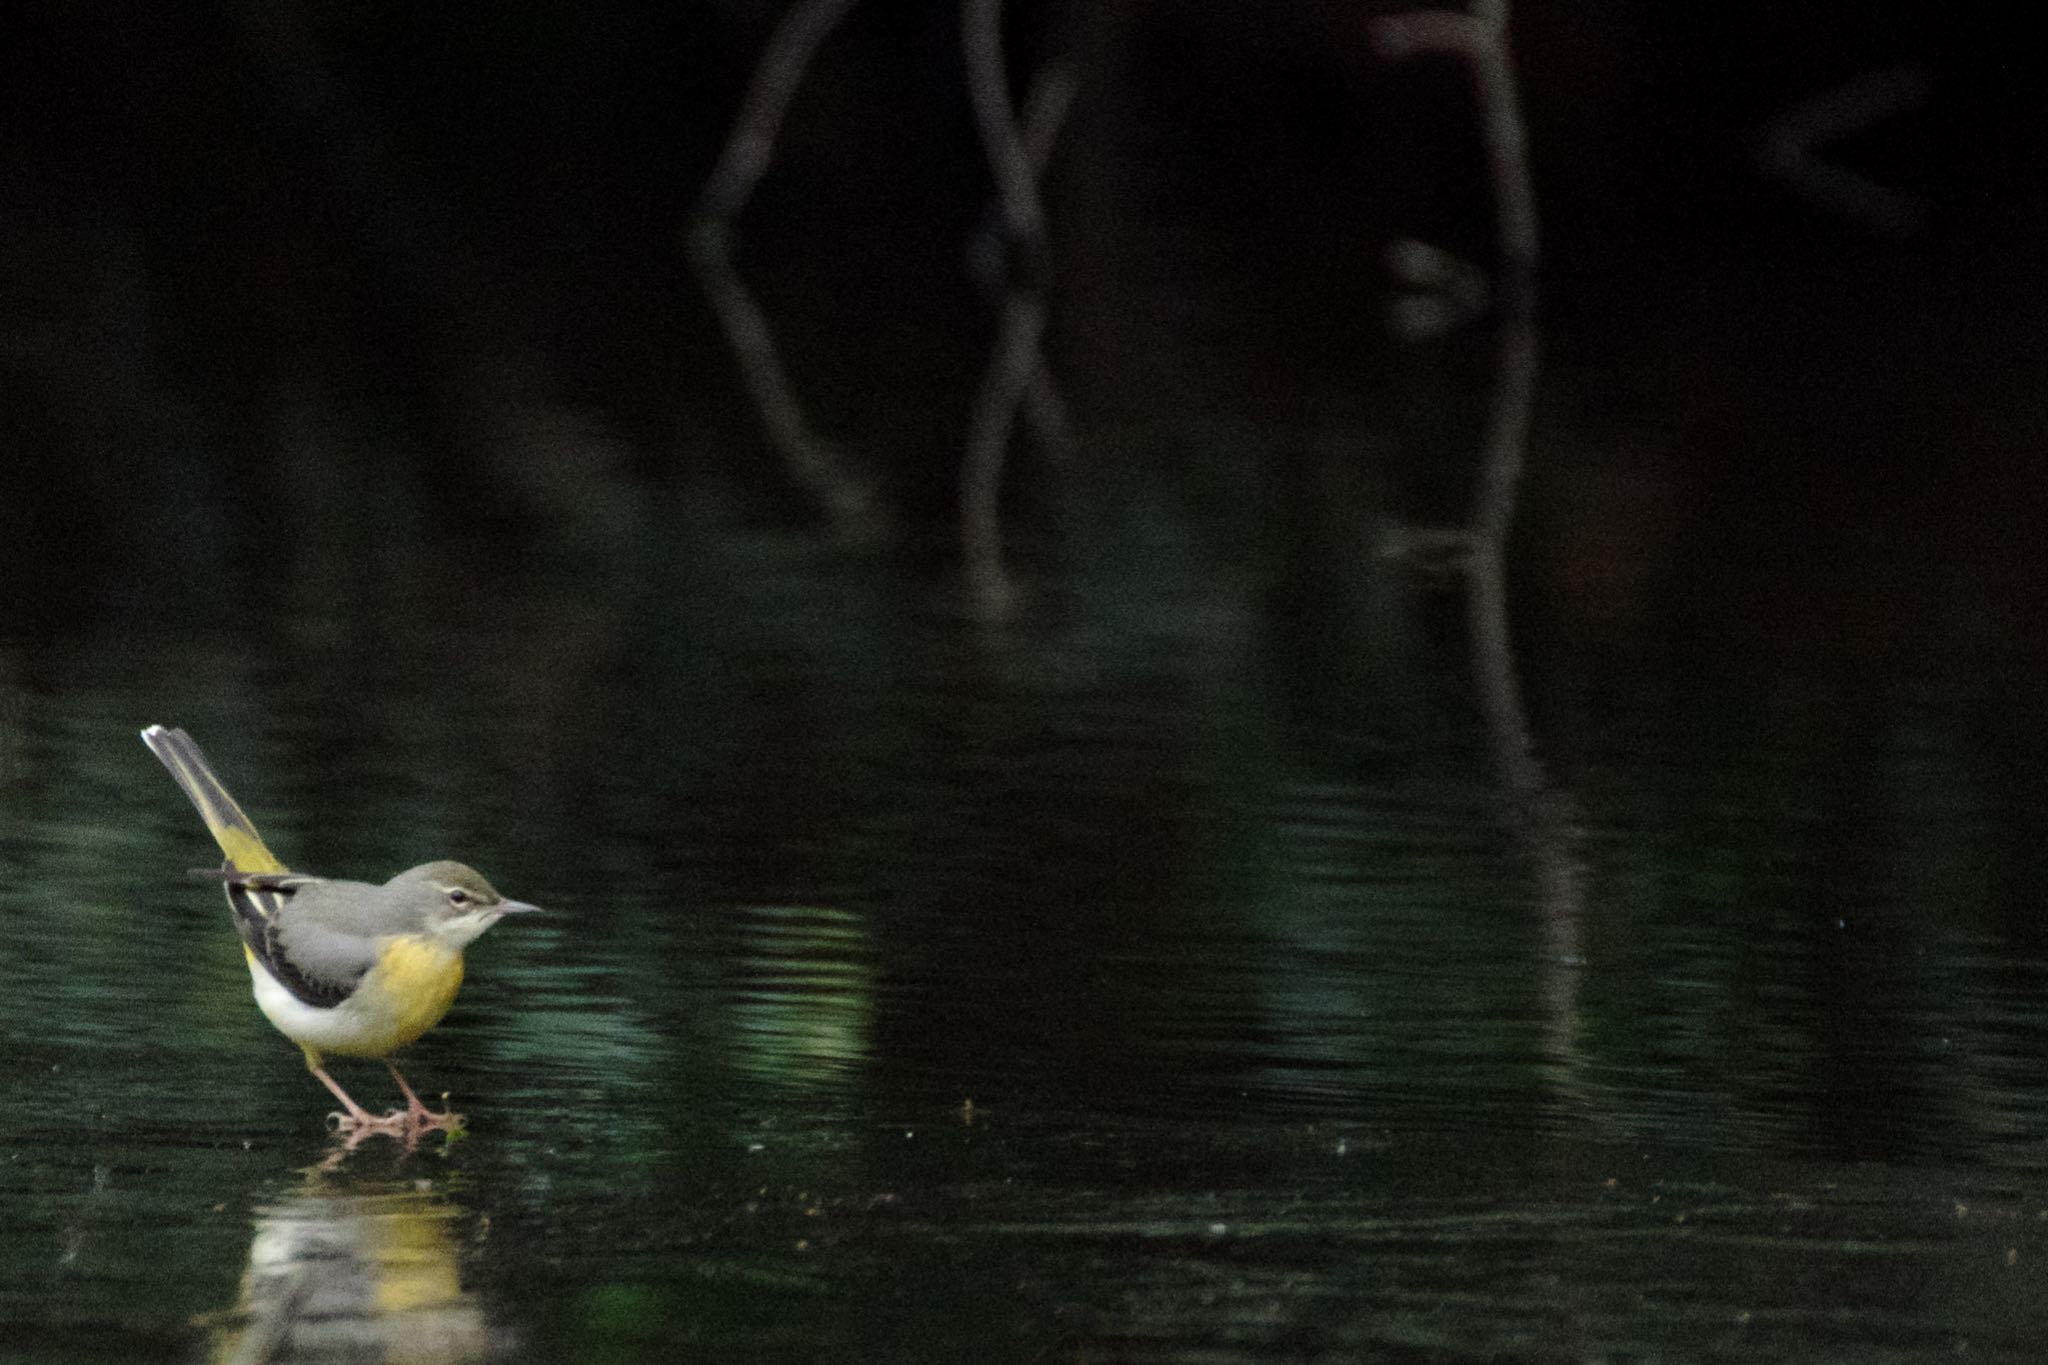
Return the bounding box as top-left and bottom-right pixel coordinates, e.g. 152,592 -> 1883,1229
404,1106 -> 465,1133
323,1106 -> 454,1137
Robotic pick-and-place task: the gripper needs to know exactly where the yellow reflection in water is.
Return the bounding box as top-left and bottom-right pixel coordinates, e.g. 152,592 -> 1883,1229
203,1176 -> 488,1365
724,904 -> 875,1088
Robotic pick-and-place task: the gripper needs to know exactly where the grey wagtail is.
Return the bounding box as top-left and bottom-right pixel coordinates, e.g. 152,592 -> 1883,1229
140,724 -> 538,1134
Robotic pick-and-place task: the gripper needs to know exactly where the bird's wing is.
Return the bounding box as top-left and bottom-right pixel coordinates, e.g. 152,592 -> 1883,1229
225,875 -> 377,1009
190,868 -> 318,891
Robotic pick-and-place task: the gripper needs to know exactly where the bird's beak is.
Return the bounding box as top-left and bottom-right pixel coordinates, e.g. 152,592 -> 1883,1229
500,899 -> 544,916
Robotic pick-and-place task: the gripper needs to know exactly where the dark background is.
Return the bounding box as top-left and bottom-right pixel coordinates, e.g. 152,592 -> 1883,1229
7,9 -> 2048,1358
3,0 -> 2042,635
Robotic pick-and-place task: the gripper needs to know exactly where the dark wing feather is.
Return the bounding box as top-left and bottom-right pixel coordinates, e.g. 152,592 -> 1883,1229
208,868 -> 373,1009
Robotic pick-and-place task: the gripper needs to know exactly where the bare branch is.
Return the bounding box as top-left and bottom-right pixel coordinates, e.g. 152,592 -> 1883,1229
1010,59 -> 1078,458
963,293 -> 1045,617
964,0 -> 1045,250
1371,5 -> 1540,279
1370,9 -> 1485,60
695,0 -> 861,221
960,0 -> 1052,615
1019,58 -> 1081,175
1471,314 -> 1539,550
1760,66 -> 1929,238
689,0 -> 882,533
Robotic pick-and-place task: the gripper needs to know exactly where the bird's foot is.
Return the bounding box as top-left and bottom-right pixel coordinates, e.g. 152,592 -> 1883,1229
397,1098 -> 465,1134
383,1064 -> 465,1134
324,1105 -> 464,1153
326,1107 -> 413,1137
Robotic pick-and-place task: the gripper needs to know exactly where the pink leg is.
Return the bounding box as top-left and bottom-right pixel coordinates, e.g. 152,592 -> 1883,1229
310,1064 -> 408,1134
386,1061 -> 462,1130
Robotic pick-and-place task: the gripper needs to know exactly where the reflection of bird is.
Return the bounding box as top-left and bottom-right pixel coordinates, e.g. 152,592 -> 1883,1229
141,725 -> 539,1134
203,1180 -> 490,1364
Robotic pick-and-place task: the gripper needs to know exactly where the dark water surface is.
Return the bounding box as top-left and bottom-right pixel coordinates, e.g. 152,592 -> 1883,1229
4,484 -> 2048,1362
4,2 -> 2044,1355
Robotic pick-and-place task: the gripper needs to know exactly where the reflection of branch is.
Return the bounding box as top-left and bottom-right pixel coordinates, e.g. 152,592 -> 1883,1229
1374,1 -> 1540,562
688,0 -> 882,533
1471,311 -> 1539,550
962,0 -> 1044,260
1372,4 -> 1539,283
1760,66 -> 1928,238
1387,238 -> 1491,340
1018,63 -> 1080,202
1470,539 -> 1590,1101
1463,341 -> 1590,1106
961,0 -> 1049,616
968,59 -> 1078,459
1457,319 -> 1552,818
1375,3 -> 1588,1100
1465,549 -> 1537,795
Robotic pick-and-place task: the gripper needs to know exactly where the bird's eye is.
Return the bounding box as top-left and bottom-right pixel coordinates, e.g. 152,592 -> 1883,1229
446,887 -> 471,906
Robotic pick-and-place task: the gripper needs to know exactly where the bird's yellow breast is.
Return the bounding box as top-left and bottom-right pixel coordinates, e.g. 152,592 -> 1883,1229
338,936 -> 467,1056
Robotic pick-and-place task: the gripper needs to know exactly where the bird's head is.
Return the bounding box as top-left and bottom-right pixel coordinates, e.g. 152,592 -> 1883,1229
388,860 -> 541,948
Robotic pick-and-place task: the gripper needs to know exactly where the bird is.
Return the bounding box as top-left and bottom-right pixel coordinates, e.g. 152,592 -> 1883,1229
140,724 -> 539,1136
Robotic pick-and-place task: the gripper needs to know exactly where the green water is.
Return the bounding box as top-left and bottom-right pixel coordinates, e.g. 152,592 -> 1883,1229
3,483 -> 2048,1362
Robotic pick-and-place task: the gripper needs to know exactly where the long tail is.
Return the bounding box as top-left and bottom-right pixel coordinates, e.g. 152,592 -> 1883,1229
139,725 -> 289,874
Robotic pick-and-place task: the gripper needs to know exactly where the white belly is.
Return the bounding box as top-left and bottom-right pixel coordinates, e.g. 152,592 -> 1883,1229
245,941 -> 462,1057
248,955 -> 381,1053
